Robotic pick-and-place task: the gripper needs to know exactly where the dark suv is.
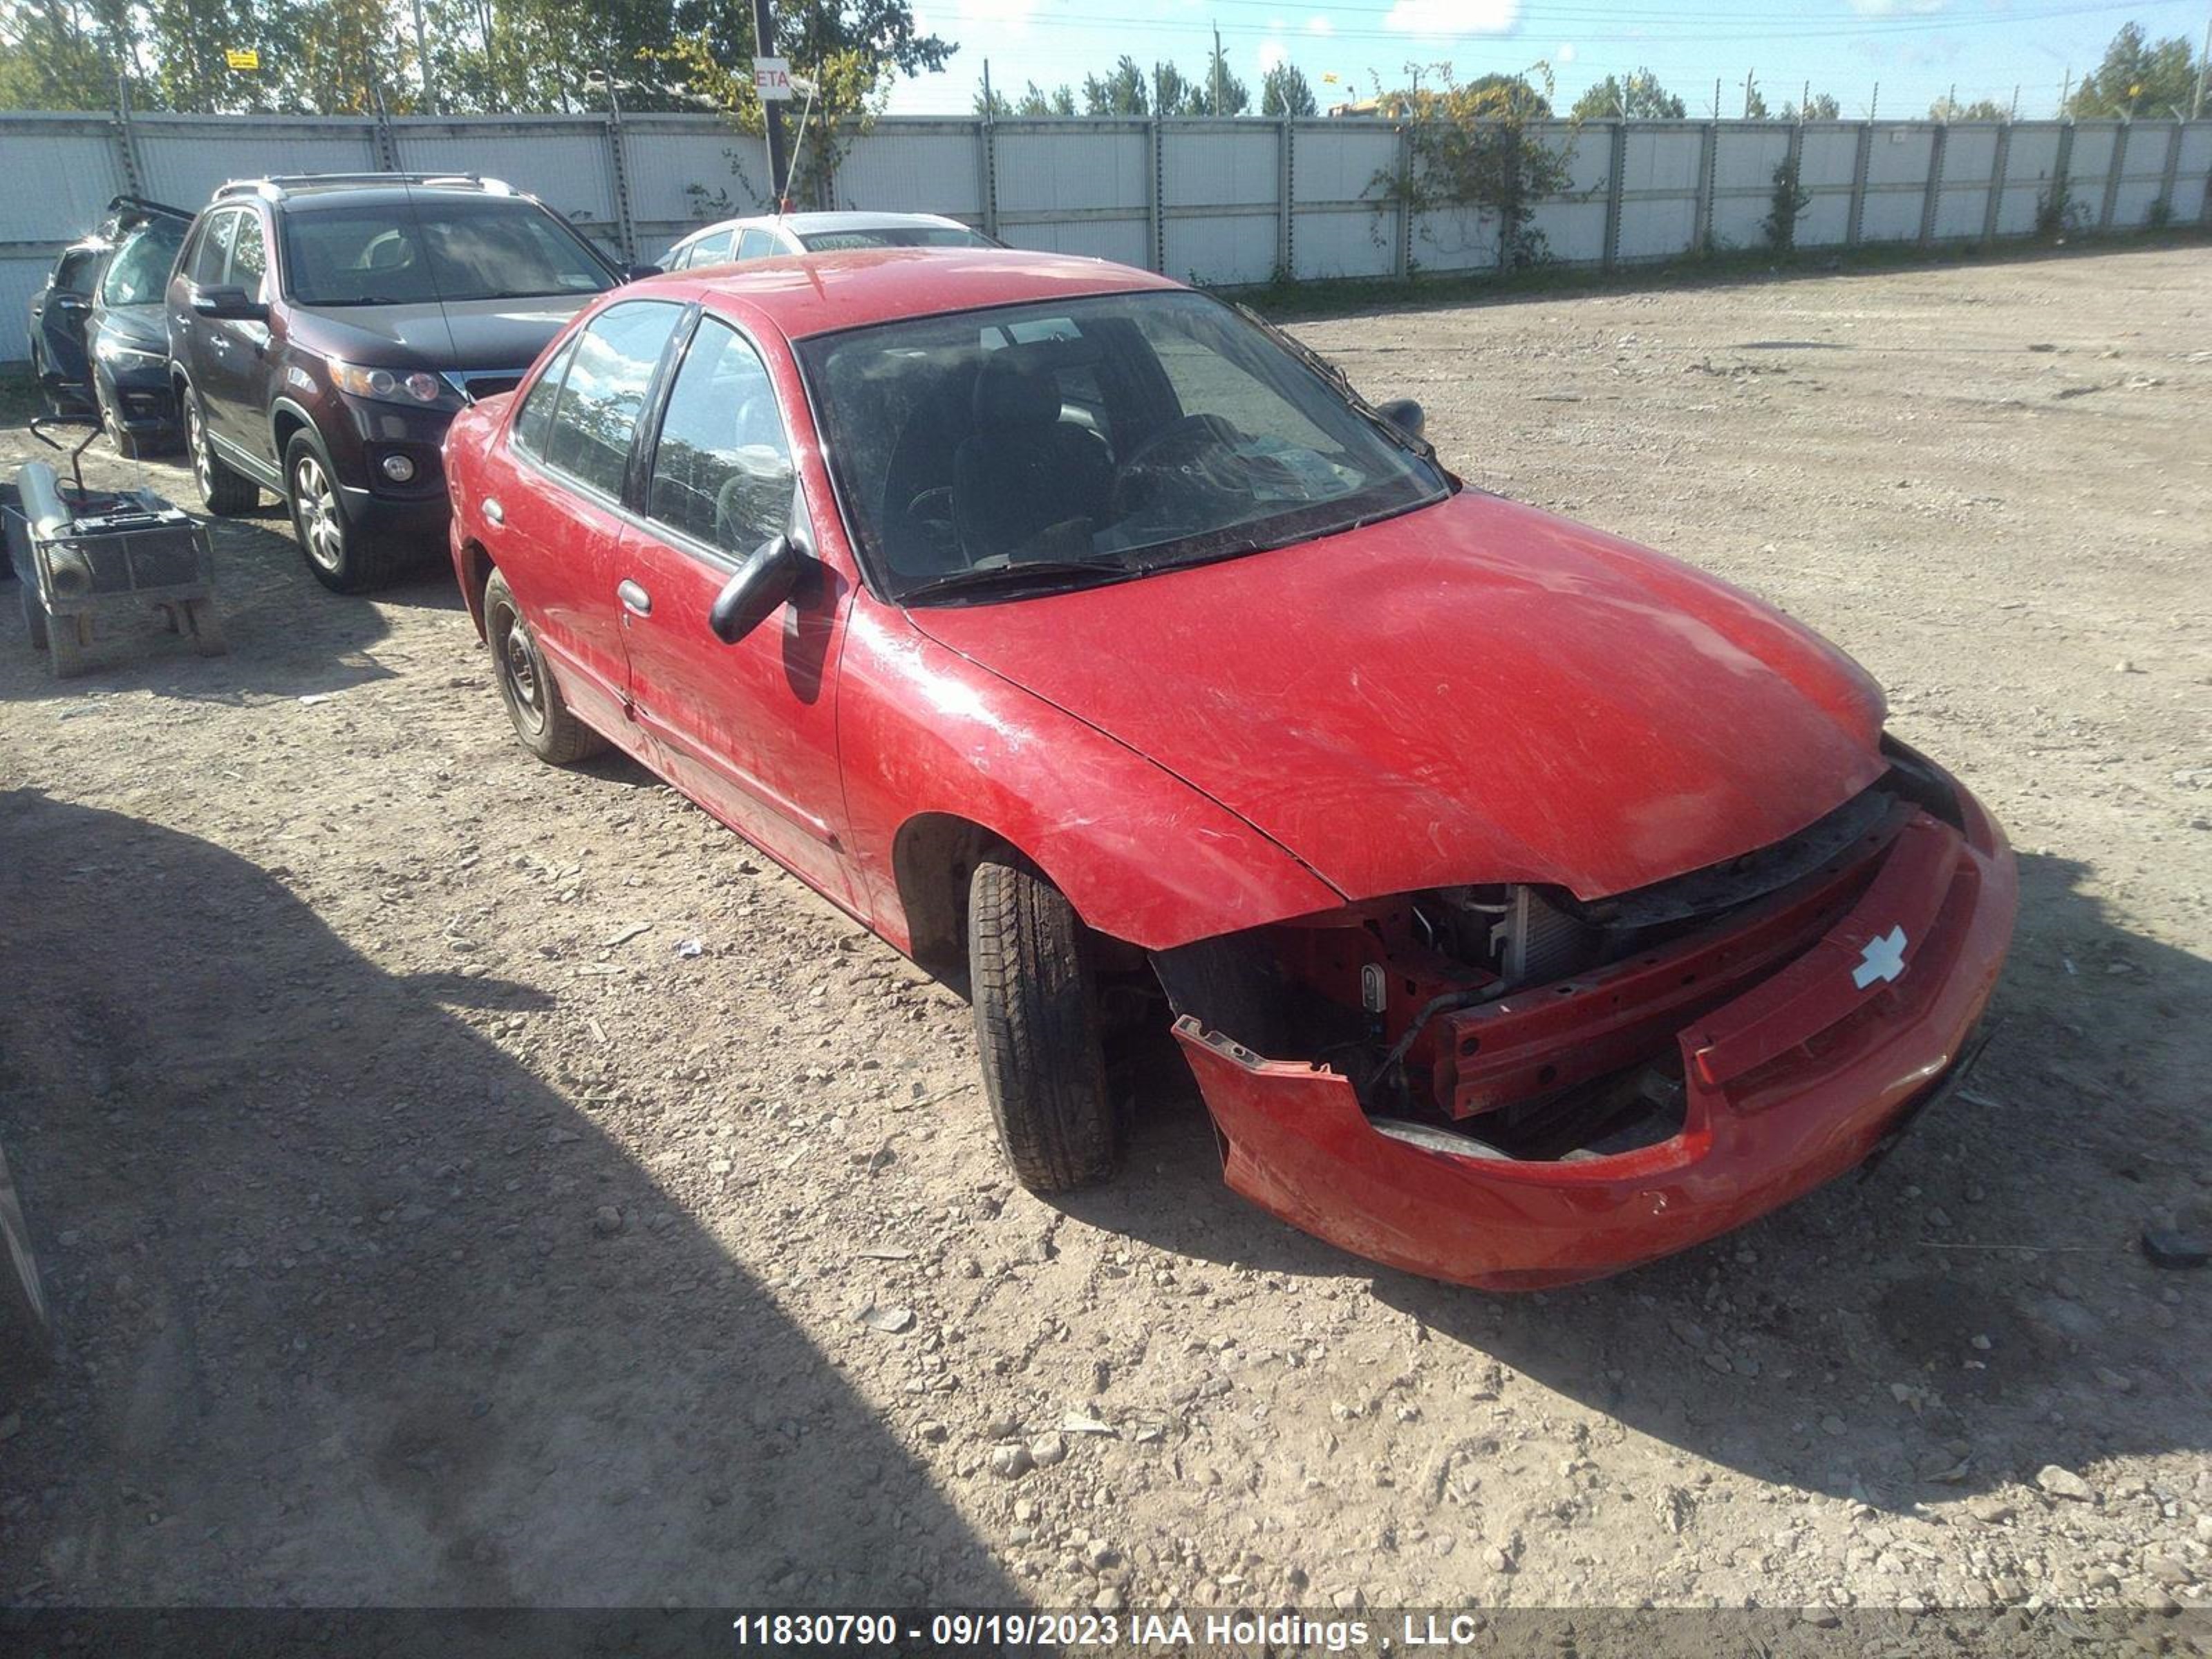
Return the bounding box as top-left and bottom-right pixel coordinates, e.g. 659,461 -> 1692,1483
166,174 -> 628,592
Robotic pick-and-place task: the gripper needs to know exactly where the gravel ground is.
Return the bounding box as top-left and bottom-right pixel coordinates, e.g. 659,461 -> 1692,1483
1,244 -> 2208,1622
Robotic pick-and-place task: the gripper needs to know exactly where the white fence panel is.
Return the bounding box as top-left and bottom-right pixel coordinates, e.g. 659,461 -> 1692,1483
133,114 -> 380,209
834,122 -> 983,221
4,109 -> 2211,363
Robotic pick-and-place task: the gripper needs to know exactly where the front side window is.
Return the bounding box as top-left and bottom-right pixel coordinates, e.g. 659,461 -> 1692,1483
229,213 -> 269,299
281,198 -> 617,306
686,229 -> 735,268
189,212 -> 238,286
100,222 -> 186,306
53,250 -> 99,294
798,289 -> 1445,603
646,319 -> 793,558
543,301 -> 682,496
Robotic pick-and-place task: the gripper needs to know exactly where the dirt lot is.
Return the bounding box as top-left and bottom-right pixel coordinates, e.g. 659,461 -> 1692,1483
1,244 -> 2208,1622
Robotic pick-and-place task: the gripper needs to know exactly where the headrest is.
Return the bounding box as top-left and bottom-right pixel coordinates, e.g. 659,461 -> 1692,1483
971,353 -> 1060,433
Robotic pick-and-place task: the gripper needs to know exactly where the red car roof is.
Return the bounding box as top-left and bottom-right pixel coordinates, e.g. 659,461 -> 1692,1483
639,247 -> 1184,338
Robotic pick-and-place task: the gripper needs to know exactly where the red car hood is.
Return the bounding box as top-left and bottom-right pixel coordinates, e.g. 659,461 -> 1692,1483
906,489 -> 1888,904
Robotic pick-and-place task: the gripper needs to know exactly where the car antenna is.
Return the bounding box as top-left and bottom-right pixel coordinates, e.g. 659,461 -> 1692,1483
778,73 -> 820,215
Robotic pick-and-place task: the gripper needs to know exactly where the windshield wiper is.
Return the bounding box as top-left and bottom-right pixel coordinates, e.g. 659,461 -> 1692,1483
897,558 -> 1136,606
1232,301 -> 1441,465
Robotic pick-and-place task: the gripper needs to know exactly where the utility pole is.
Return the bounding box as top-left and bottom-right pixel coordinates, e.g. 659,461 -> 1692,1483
2193,6 -> 2209,119
751,0 -> 790,208
2059,68 -> 2072,118
1713,77 -> 1722,118
982,57 -> 994,120
2010,84 -> 2019,122
1801,80 -> 1809,121
1743,68 -> 1756,119
1212,22 -> 1224,116
1870,82 -> 1879,121
409,0 -> 438,113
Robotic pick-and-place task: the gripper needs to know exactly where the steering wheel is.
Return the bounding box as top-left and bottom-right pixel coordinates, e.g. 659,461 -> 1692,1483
1111,413 -> 1246,519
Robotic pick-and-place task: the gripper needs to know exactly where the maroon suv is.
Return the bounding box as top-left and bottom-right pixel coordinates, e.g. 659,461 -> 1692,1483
165,174 -> 629,592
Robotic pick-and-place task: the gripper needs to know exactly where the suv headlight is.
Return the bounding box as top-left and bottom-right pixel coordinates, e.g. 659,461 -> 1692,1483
95,335 -> 166,366
328,359 -> 451,406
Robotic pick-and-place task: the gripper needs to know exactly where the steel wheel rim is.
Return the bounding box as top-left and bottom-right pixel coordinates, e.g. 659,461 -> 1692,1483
187,404 -> 212,497
292,454 -> 345,573
498,615 -> 547,733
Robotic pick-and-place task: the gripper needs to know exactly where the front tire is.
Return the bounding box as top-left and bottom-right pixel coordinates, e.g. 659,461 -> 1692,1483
968,859 -> 1120,1193
183,393 -> 258,516
285,433 -> 402,594
484,570 -> 604,765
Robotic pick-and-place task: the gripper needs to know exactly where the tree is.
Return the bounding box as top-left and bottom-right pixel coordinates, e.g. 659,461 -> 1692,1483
1014,79 -> 1073,116
973,78 -> 1008,118
1151,59 -> 1201,116
1781,91 -> 1840,120
1743,81 -> 1770,120
1197,41 -> 1247,115
1378,62 -> 1574,269
1260,62 -> 1315,118
1081,53 -> 1147,115
2068,22 -> 2200,118
1929,94 -> 2007,122
1569,68 -> 1683,120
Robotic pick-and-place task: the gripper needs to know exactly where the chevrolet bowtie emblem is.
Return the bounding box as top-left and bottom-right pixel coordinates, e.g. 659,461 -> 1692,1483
1853,925 -> 1909,989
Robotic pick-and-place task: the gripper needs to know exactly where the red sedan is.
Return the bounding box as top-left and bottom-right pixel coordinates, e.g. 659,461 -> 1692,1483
442,250 -> 2015,1290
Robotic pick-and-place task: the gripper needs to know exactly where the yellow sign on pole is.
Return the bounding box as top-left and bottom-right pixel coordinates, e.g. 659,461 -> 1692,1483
226,48 -> 260,71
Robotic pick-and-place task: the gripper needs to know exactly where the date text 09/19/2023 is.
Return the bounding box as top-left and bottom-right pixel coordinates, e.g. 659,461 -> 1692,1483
731,1611 -> 1520,1650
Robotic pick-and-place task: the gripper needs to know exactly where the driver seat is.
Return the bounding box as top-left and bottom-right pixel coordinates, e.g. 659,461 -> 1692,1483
952,354 -> 1113,562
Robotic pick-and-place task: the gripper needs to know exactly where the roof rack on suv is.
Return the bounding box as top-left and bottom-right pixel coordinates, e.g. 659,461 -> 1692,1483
212,174 -> 514,202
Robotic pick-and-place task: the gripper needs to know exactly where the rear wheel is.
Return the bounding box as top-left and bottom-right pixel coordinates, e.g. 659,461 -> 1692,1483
184,393 -> 258,516
47,612 -> 89,679
485,570 -> 604,765
968,859 -> 1120,1192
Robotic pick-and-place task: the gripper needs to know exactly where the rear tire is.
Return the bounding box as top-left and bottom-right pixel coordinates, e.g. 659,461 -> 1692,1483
184,393 -> 258,516
485,569 -> 604,765
968,859 -> 1119,1193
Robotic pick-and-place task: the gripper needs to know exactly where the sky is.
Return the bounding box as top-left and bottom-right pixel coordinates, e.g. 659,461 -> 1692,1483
885,0 -> 2211,118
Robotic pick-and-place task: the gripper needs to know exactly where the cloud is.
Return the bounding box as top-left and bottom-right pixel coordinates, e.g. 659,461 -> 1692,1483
950,0 -> 1038,32
1258,37 -> 1289,74
1306,15 -> 1335,35
1382,0 -> 1519,37
1848,0 -> 1948,13
1556,41 -> 1576,63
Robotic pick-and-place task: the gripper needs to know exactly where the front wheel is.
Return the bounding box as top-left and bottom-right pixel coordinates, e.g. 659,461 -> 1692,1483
484,570 -> 605,765
285,433 -> 400,594
968,859 -> 1120,1192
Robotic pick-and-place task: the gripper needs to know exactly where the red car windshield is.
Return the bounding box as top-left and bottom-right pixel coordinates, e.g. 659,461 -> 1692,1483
798,290 -> 1445,604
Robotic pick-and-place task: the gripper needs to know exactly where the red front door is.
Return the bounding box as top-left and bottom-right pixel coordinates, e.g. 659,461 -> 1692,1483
614,313 -> 855,906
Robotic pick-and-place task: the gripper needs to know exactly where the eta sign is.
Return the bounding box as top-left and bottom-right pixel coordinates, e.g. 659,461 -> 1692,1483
752,57 -> 793,102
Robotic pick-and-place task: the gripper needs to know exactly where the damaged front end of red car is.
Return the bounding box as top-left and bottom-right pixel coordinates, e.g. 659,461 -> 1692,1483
1150,741 -> 2017,1290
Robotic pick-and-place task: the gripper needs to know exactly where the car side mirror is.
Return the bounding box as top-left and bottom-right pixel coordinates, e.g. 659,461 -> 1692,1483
1375,397 -> 1425,441
709,534 -> 803,644
626,263 -> 664,281
192,285 -> 267,322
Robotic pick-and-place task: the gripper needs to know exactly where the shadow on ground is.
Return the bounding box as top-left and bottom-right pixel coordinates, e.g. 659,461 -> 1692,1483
0,790 -> 1018,1611
1062,849 -> 2212,1512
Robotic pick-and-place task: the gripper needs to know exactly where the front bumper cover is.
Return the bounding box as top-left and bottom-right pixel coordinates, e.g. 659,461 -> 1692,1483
1171,770 -> 2017,1291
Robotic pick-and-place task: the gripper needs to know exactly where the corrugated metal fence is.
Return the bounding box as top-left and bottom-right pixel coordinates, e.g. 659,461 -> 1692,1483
7,107 -> 2211,364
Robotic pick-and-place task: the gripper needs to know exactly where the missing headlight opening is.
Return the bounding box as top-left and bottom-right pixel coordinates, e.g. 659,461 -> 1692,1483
1154,770 -> 1939,1166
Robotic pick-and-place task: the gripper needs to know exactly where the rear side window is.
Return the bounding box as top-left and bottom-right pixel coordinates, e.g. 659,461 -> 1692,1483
735,228 -> 779,261
646,319 -> 793,558
543,301 -> 683,496
512,335 -> 578,460
687,229 -> 734,268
